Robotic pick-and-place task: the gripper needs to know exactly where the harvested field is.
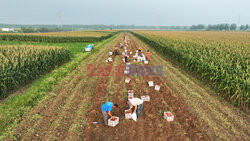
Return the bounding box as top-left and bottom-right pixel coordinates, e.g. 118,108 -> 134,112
2,33 -> 250,141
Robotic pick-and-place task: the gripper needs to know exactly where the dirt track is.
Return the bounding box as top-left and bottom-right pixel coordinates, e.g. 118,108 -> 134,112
6,33 -> 250,141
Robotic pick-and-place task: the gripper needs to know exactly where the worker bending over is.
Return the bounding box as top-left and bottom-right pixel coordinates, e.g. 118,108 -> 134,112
127,98 -> 144,118
101,102 -> 118,125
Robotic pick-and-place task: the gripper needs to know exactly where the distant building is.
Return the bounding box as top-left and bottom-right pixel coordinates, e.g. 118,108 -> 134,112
2,28 -> 15,32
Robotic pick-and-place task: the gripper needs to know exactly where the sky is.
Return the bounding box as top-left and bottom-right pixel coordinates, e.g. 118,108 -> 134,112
0,0 -> 249,26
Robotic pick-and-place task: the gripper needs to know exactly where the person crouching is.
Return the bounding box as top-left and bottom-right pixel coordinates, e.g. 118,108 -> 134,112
101,102 -> 118,125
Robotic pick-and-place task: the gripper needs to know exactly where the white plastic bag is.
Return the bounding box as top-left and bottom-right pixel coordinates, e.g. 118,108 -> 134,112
131,113 -> 137,122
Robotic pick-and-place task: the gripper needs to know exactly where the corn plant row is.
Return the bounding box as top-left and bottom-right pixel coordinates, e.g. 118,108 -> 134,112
0,45 -> 70,99
0,32 -> 118,43
131,31 -> 249,109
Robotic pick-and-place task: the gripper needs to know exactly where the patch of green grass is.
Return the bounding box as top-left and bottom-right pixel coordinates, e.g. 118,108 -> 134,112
0,41 -> 93,58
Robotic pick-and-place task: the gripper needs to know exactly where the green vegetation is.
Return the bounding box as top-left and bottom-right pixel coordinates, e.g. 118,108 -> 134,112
0,32 -> 117,43
0,45 -> 70,99
132,31 -> 249,109
0,41 -> 89,58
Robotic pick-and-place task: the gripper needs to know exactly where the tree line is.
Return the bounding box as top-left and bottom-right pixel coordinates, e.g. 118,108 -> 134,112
0,23 -> 249,31
20,27 -> 72,33
191,24 -> 249,31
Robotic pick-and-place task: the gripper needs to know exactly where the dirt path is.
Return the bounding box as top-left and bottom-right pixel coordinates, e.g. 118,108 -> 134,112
76,33 -> 210,141
5,33 -> 250,141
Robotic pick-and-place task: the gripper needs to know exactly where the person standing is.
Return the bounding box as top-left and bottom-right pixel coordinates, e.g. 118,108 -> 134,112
114,47 -> 119,55
120,43 -> 123,48
101,102 -> 118,125
127,98 -> 144,118
146,50 -> 150,61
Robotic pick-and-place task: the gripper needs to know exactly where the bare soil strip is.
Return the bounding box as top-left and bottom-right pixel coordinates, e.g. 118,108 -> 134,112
79,33 -> 210,141
6,33 -> 250,141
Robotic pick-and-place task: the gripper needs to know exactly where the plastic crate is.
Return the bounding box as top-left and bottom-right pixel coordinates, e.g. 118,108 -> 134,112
155,85 -> 160,91
128,90 -> 134,96
125,77 -> 131,83
148,81 -> 154,87
125,110 -> 132,119
108,116 -> 119,127
164,112 -> 174,121
124,70 -> 129,74
141,95 -> 150,102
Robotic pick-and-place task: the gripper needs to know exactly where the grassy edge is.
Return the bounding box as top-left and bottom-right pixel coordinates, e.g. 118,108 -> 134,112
0,33 -> 119,139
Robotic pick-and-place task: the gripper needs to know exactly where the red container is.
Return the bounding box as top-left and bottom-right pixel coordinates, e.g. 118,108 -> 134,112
128,90 -> 134,94
125,111 -> 131,114
166,112 -> 172,117
128,96 -> 133,99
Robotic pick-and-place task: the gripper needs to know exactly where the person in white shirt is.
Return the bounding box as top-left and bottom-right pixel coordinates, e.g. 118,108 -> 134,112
127,98 -> 144,118
133,52 -> 138,61
120,43 -> 123,48
108,57 -> 112,62
109,50 -> 113,56
141,53 -> 146,62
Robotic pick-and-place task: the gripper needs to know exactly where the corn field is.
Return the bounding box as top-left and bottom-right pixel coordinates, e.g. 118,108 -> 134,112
0,30 -> 116,37
0,45 -> 70,99
132,31 -> 249,109
0,32 -> 117,43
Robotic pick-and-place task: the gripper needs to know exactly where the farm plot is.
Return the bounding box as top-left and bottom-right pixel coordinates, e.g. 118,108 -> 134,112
131,33 -> 250,140
2,33 -> 249,141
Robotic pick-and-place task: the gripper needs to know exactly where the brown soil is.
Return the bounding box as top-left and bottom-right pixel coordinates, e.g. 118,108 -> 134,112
4,33 -> 250,141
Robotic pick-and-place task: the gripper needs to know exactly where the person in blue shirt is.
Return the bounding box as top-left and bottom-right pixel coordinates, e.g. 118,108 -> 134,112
101,102 -> 118,125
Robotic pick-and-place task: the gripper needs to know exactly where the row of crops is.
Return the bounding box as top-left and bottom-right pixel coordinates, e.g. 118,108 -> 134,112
0,31 -> 117,43
0,30 -> 116,37
0,45 -> 70,99
131,31 -> 249,109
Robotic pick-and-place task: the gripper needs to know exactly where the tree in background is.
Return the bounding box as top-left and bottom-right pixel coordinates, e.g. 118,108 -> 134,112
21,27 -> 36,33
240,25 -> 246,30
230,24 -> 237,30
190,24 -> 206,30
245,24 -> 249,30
